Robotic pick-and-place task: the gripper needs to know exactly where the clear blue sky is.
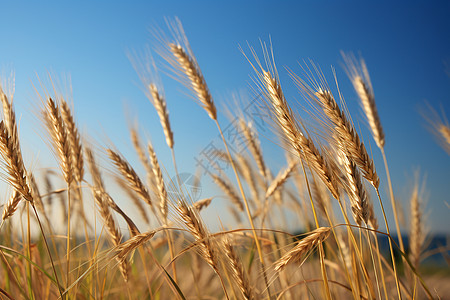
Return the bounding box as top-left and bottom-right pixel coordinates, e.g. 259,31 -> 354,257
1,1 -> 449,233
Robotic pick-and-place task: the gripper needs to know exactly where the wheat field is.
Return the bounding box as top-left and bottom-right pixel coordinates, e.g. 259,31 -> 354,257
0,18 -> 449,300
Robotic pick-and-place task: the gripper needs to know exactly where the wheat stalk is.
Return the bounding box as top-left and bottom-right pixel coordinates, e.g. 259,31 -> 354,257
128,49 -> 174,149
29,173 -> 45,215
0,89 -> 32,202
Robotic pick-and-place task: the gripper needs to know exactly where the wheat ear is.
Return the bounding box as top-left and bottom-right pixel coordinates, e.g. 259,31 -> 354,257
60,99 -> 84,183
148,142 -> 168,219
0,87 -> 19,151
2,191 -> 22,221
262,70 -> 340,199
86,148 -> 140,236
236,154 -> 260,207
314,89 -> 379,188
0,88 -> 32,202
275,227 -> 331,271
108,149 -> 153,208
116,230 -> 156,262
409,182 -> 424,270
44,98 -> 73,185
115,176 -> 150,224
192,197 -> 213,211
176,199 -> 219,273
342,54 -> 384,149
341,154 -> 370,226
222,238 -> 255,300
0,121 -> 32,201
265,161 -> 297,199
239,119 -> 267,178
129,127 -> 153,176
210,173 -> 244,212
439,125 -> 450,151
310,176 -> 330,219
169,43 -> 217,120
148,84 -> 174,148
86,148 -> 130,281
421,103 -> 450,155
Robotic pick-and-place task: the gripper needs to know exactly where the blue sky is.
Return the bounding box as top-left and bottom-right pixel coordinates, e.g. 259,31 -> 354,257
1,1 -> 449,233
